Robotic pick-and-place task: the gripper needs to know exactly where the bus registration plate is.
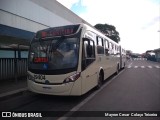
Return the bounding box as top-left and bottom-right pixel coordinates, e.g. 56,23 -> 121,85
34,74 -> 46,80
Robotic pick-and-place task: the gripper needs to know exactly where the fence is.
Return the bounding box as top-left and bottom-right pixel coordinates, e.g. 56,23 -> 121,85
0,58 -> 28,81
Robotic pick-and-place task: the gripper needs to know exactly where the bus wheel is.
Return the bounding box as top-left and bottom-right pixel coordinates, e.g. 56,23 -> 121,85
96,73 -> 103,89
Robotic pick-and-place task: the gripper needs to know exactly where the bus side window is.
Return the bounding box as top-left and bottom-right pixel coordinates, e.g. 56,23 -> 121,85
105,40 -> 109,56
82,38 -> 95,70
109,42 -> 113,54
97,37 -> 104,54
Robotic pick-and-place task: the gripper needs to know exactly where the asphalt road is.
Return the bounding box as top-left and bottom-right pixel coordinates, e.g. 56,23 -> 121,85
76,59 -> 160,111
66,59 -> 160,120
0,59 -> 160,120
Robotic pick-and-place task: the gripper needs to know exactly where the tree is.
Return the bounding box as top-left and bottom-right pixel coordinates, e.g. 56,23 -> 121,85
94,23 -> 120,43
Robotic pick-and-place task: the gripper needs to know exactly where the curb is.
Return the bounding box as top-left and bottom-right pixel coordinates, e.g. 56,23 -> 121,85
0,88 -> 28,101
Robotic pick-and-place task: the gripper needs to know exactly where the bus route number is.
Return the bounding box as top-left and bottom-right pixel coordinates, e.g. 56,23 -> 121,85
34,74 -> 45,80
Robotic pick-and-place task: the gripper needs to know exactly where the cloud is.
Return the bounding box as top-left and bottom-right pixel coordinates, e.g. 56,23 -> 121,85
142,16 -> 160,30
71,0 -> 87,14
57,0 -> 160,53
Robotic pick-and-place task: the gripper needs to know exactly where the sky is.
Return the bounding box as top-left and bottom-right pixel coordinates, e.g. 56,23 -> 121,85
57,0 -> 160,53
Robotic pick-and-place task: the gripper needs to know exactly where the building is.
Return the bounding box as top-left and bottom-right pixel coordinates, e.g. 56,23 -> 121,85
0,0 -> 91,48
0,0 -> 91,80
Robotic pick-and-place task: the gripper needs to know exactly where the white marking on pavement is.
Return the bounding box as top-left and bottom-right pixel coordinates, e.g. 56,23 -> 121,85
127,63 -> 132,68
126,65 -> 160,69
148,66 -> 152,68
155,66 -> 160,68
127,66 -> 131,68
57,69 -> 125,120
134,66 -> 138,68
133,58 -> 147,60
0,88 -> 28,98
128,62 -> 132,66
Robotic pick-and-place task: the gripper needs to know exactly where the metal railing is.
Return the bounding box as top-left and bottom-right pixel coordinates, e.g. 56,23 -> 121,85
0,58 -> 28,81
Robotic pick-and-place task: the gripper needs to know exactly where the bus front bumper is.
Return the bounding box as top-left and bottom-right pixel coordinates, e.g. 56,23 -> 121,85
27,80 -> 74,96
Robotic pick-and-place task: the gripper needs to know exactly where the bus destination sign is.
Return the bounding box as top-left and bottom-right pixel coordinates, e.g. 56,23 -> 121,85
36,24 -> 80,38
34,57 -> 48,63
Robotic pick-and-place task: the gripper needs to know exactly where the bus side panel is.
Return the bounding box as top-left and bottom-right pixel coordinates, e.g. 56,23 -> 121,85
70,78 -> 82,96
101,55 -> 112,80
81,63 -> 98,94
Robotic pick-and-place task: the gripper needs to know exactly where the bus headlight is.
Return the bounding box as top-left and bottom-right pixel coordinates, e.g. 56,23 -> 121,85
63,72 -> 81,83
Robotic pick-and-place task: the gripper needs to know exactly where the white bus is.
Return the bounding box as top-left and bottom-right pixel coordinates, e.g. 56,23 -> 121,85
27,23 -> 126,96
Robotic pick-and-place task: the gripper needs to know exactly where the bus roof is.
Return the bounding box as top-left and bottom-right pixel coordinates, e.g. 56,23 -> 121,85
35,23 -> 120,46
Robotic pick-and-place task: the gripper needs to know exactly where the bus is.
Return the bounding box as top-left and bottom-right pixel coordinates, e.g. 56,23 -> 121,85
27,23 -> 126,96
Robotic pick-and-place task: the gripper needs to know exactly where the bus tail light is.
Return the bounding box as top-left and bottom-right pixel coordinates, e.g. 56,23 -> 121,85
63,72 -> 81,83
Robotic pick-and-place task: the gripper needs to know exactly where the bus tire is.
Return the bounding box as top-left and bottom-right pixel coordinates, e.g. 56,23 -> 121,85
96,72 -> 103,90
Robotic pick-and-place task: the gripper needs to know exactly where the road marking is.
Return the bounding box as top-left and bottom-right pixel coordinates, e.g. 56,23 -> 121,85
155,66 -> 160,68
128,62 -> 132,66
127,65 -> 160,69
127,63 -> 132,68
133,58 -> 147,60
0,88 -> 28,99
134,66 -> 138,68
127,66 -> 132,68
141,66 -> 145,68
148,66 -> 152,68
57,69 -> 125,120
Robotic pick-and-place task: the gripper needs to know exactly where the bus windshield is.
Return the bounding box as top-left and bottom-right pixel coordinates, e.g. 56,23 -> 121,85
28,37 -> 79,71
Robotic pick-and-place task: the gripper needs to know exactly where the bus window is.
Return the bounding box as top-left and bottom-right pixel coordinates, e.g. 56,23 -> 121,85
28,37 -> 79,70
115,45 -> 117,54
105,40 -> 109,55
82,38 -> 95,70
97,37 -> 103,46
109,42 -> 113,54
97,37 -> 104,54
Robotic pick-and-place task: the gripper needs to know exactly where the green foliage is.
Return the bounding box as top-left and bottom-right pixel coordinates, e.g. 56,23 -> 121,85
94,23 -> 120,43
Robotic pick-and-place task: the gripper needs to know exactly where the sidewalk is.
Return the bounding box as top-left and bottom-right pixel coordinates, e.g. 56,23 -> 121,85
0,77 -> 28,101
